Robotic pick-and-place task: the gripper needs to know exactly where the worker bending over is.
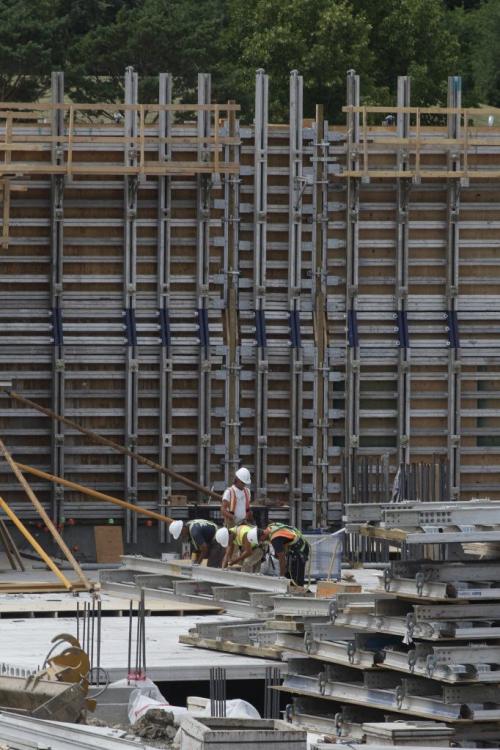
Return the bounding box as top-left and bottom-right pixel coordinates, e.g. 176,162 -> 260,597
222,524 -> 264,572
221,467 -> 252,526
258,523 -> 310,586
169,519 -> 226,567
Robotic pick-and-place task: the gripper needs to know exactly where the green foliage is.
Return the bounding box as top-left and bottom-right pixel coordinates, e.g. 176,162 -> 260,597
0,0 -> 497,120
465,0 -> 500,107
217,0 -> 373,121
63,0 -> 225,103
0,0 -> 64,100
355,0 -> 460,106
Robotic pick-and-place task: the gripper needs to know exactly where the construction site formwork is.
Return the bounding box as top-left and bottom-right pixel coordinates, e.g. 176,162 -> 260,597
0,69 -> 499,539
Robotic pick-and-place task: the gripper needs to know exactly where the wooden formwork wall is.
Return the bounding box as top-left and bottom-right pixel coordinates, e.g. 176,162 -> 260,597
0,70 -> 499,536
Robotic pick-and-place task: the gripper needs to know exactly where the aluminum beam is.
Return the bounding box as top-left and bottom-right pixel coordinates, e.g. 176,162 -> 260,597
396,76 -> 411,466
223,97 -> 241,482
157,72 -> 173,542
191,564 -> 291,593
253,69 -> 269,501
123,66 -> 139,543
311,104 -> 330,527
446,75 -> 462,500
50,71 -> 65,523
196,72 -> 213,493
344,70 -> 361,505
288,70 -> 304,526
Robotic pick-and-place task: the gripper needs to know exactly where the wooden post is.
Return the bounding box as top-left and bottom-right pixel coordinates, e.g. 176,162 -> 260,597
3,389 -> 223,501
0,496 -> 72,589
16,462 -> 175,524
0,438 -> 91,589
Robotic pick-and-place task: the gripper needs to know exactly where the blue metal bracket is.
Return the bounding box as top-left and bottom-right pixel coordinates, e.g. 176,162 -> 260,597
197,308 -> 210,349
347,309 -> 359,348
255,309 -> 267,348
446,310 -> 460,349
289,310 -> 302,348
124,308 -> 137,347
51,306 -> 64,346
397,310 -> 410,348
159,307 -> 171,347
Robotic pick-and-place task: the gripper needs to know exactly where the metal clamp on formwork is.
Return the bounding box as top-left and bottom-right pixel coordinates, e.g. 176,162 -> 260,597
159,307 -> 171,347
51,306 -> 64,347
347,309 -> 359,348
446,310 -> 460,349
396,310 -> 409,349
289,310 -> 302,349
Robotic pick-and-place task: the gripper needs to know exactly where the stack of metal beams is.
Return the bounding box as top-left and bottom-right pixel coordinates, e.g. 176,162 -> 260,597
280,500 -> 500,745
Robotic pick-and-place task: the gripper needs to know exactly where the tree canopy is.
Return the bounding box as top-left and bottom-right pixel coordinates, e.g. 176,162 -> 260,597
0,0 -> 497,119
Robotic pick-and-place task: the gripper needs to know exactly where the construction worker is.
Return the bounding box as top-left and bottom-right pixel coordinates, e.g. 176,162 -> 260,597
222,523 -> 264,572
257,523 -> 310,587
221,467 -> 252,527
169,519 -> 226,567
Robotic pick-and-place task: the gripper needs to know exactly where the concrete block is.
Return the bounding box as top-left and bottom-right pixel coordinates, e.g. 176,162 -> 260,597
179,716 -> 307,749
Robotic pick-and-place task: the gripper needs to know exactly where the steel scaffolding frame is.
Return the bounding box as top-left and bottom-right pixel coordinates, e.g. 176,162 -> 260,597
0,68 -> 499,531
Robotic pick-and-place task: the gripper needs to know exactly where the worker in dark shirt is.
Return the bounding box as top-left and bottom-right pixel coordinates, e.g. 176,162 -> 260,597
257,523 -> 310,586
169,519 -> 223,566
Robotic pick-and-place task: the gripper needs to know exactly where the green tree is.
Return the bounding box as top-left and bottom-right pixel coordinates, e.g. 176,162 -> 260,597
354,0 -> 460,106
63,0 -> 225,103
465,0 -> 500,106
0,0 -> 64,100
218,0 -> 374,121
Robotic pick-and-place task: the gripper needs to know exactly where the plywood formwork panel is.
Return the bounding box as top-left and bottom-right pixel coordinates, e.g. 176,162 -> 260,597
1,71 -> 500,529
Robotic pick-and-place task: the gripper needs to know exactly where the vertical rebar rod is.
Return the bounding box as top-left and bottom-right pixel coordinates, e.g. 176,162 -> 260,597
127,600 -> 133,682
96,599 -> 102,685
90,596 -> 95,673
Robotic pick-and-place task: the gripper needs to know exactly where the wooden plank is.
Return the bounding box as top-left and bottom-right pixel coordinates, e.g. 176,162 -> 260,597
0,439 -> 91,589
94,525 -> 124,563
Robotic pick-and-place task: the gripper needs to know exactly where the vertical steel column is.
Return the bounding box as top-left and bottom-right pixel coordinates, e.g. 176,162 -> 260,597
50,72 -> 65,523
396,76 -> 411,466
197,73 -> 212,492
223,102 -> 241,484
345,71 -> 361,505
157,73 -> 173,542
446,76 -> 462,500
312,104 -> 330,527
124,67 -> 139,542
288,70 -> 304,526
253,70 -> 269,501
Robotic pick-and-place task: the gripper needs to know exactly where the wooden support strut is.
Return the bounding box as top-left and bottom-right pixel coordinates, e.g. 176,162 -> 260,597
15,462 -> 175,525
2,389 -> 223,501
0,496 -> 72,589
0,437 -> 91,590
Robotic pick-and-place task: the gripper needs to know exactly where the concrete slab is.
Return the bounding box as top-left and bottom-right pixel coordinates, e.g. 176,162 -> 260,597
0,614 -> 287,682
0,591 -> 220,616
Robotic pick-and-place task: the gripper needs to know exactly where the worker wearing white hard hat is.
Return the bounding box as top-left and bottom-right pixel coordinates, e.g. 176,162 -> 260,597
169,518 -> 222,566
221,467 -> 253,527
222,524 -> 265,573
215,526 -> 229,548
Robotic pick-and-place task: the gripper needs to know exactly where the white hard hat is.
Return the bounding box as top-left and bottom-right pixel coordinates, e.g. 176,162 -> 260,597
247,527 -> 259,546
169,520 -> 183,540
235,467 -> 251,485
215,527 -> 229,548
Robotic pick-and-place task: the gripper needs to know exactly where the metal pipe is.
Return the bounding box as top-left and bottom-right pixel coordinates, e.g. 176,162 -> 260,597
0,496 -> 72,588
127,601 -> 133,682
96,599 -> 102,685
0,439 -> 91,589
3,389 -> 222,501
16,462 -> 175,525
